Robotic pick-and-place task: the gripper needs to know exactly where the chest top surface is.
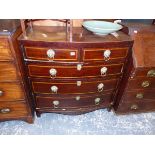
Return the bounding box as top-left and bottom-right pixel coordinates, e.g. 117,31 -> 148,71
18,26 -> 132,44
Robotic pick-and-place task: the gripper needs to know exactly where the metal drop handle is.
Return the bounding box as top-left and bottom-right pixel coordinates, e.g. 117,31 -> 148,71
101,67 -> 108,76
136,93 -> 144,99
95,98 -> 101,105
51,86 -> 58,94
0,90 -> 3,96
103,50 -> 111,61
52,100 -> 60,108
141,81 -> 150,88
131,104 -> 138,110
47,49 -> 55,59
0,108 -> 11,114
147,70 -> 155,77
97,83 -> 104,92
49,68 -> 57,78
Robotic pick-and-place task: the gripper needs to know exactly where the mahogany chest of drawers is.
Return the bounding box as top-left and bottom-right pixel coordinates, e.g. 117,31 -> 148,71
0,20 -> 33,123
18,26 -> 133,117
114,30 -> 155,114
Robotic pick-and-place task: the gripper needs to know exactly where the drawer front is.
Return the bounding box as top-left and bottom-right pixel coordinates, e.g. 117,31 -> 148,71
117,100 -> 155,114
0,62 -> 18,81
0,83 -> 24,101
0,39 -> 13,61
24,47 -> 78,61
36,94 -> 112,109
122,90 -> 155,101
83,48 -> 128,61
132,68 -> 155,77
127,77 -> 155,90
28,63 -> 123,78
32,79 -> 118,94
0,101 -> 28,119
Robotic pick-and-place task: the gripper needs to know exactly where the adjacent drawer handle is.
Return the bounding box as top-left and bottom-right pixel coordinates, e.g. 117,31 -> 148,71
103,50 -> 111,61
97,83 -> 104,92
77,64 -> 82,71
136,93 -> 144,99
141,81 -> 150,88
47,49 -> 55,59
0,90 -> 3,97
52,100 -> 60,108
49,68 -> 57,78
77,81 -> 82,86
0,108 -> 11,114
101,67 -> 108,76
95,98 -> 101,105
51,86 -> 58,94
76,96 -> 81,101
147,70 -> 155,77
130,104 -> 138,110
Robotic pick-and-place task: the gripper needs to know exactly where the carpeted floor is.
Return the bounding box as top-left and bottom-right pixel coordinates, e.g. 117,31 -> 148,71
0,109 -> 155,135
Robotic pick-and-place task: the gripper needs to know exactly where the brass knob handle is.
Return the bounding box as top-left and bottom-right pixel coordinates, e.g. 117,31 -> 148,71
51,86 -> 58,94
141,81 -> 150,88
136,93 -> 144,99
52,100 -> 60,108
103,50 -> 111,61
101,67 -> 108,76
47,49 -> 55,59
130,104 -> 138,110
147,70 -> 155,77
0,90 -> 3,96
76,96 -> 80,101
95,98 -> 101,105
0,108 -> 11,114
49,68 -> 57,78
97,83 -> 104,92
77,64 -> 82,71
77,81 -> 82,86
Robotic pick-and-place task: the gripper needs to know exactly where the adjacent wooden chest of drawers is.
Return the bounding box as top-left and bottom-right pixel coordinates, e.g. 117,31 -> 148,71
114,30 -> 155,114
0,20 -> 33,123
18,26 -> 133,117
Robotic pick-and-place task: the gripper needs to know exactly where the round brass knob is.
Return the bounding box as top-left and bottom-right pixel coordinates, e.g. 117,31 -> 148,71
97,83 -> 104,92
141,81 -> 150,88
136,93 -> 144,99
103,49 -> 111,61
76,96 -> 80,101
0,108 -> 11,114
0,90 -> 3,97
101,67 -> 108,76
52,100 -> 60,108
51,86 -> 58,94
130,104 -> 138,110
95,98 -> 101,105
47,49 -> 55,59
147,70 -> 155,77
49,68 -> 57,77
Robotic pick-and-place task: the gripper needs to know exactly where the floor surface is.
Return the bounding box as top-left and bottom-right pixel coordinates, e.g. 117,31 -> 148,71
0,109 -> 155,135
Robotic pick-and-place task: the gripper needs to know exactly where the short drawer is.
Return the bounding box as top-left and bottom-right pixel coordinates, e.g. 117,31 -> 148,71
83,48 -> 128,61
0,101 -> 28,119
127,77 -> 155,90
24,47 -> 78,61
0,82 -> 25,101
0,62 -> 19,81
131,68 -> 155,77
35,94 -> 112,109
122,90 -> 155,101
28,63 -> 123,79
32,79 -> 118,95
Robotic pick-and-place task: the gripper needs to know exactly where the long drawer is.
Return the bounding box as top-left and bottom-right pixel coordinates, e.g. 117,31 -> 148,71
0,62 -> 19,81
24,47 -> 78,61
0,101 -> 28,119
28,63 -> 123,79
0,82 -> 24,101
83,48 -> 128,61
127,77 -> 155,90
32,79 -> 118,94
122,90 -> 155,101
35,93 -> 112,109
